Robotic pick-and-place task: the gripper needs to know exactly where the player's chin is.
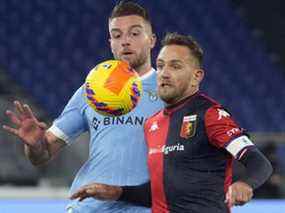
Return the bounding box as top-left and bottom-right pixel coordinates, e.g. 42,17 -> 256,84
158,89 -> 174,103
120,54 -> 136,63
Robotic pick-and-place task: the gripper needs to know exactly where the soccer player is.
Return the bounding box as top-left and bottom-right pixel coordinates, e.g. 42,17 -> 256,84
70,33 -> 273,213
2,2 -> 163,213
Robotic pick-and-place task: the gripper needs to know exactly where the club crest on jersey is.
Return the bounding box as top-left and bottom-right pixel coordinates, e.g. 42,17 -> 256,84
146,90 -> 158,102
180,114 -> 197,139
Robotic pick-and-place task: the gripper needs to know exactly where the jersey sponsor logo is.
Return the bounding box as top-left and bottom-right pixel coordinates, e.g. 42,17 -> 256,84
91,116 -> 145,130
149,121 -> 159,132
180,114 -> 197,139
217,109 -> 230,120
91,117 -> 101,130
149,143 -> 185,155
227,127 -> 241,136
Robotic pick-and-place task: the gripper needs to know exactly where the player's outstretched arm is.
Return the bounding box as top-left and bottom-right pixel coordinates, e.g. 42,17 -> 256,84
2,100 -> 66,165
70,182 -> 152,207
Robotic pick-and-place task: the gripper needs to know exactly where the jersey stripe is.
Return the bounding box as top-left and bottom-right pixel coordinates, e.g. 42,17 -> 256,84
146,112 -> 170,213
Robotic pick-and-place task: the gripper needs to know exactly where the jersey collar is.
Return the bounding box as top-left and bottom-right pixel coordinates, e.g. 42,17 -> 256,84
163,91 -> 200,115
139,68 -> 155,81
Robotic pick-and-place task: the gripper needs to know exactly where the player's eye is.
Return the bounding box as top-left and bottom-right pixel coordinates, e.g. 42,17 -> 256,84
130,30 -> 141,37
171,64 -> 182,70
112,33 -> 121,39
156,63 -> 164,71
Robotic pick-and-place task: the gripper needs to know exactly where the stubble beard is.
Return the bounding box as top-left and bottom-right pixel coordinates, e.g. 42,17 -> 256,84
129,53 -> 147,72
158,84 -> 190,105
158,87 -> 176,104
115,51 -> 148,73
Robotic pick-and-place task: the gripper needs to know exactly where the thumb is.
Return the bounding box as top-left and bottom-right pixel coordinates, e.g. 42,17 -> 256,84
86,189 -> 93,194
37,122 -> 47,129
225,186 -> 233,207
86,188 -> 96,196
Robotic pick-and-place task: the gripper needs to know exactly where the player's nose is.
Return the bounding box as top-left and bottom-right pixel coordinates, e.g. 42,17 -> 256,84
121,34 -> 131,47
160,67 -> 171,78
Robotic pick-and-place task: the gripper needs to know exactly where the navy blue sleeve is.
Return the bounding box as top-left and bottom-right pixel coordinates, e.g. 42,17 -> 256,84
118,182 -> 152,207
238,146 -> 273,189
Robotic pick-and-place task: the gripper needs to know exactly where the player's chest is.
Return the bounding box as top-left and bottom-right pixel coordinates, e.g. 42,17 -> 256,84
84,90 -> 162,131
147,111 -> 209,159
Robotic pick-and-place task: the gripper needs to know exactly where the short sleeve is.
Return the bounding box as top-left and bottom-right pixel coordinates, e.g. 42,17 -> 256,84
205,105 -> 254,158
48,85 -> 88,144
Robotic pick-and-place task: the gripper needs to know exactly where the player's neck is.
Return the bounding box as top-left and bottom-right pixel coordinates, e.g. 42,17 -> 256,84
136,59 -> 152,77
167,87 -> 200,107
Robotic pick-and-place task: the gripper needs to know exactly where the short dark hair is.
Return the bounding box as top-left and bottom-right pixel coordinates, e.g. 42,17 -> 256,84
161,32 -> 203,67
109,1 -> 151,24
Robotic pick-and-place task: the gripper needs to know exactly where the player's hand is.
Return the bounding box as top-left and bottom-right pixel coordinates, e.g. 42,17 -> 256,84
225,181 -> 253,207
70,183 -> 123,202
2,101 -> 47,148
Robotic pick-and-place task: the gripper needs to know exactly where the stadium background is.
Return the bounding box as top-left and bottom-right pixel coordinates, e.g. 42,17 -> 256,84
0,0 -> 284,212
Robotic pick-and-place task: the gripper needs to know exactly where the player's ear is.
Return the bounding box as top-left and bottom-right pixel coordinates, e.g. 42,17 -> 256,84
150,33 -> 156,49
192,68 -> 204,86
109,38 -> 115,55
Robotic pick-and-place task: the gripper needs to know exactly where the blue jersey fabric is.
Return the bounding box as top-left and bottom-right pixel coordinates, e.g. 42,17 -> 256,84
50,69 -> 163,213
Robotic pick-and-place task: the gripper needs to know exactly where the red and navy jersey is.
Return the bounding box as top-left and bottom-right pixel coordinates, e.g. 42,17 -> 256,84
144,92 -> 254,213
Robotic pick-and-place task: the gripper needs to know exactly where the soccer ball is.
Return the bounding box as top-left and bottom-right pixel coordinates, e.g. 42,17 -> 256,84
85,60 -> 142,116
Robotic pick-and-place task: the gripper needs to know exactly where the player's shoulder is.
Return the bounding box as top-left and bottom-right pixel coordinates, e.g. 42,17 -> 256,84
66,84 -> 88,109
196,92 -> 220,106
192,92 -> 231,116
199,94 -> 233,121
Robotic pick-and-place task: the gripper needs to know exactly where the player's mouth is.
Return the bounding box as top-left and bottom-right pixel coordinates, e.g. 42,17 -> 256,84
160,82 -> 172,88
121,50 -> 135,56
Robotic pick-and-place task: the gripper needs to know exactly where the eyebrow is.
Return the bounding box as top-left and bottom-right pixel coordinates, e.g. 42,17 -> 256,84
110,24 -> 143,33
156,59 -> 183,64
169,59 -> 183,64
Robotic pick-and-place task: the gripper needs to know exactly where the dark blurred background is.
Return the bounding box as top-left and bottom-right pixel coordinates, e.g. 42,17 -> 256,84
0,0 -> 284,199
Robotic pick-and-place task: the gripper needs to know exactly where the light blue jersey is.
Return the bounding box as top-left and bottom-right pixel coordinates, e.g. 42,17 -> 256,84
49,69 -> 163,213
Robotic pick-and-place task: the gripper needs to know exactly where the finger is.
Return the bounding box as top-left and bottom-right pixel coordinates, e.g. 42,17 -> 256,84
237,190 -> 252,205
5,110 -> 21,126
225,191 -> 230,203
70,191 -> 79,199
225,187 -> 233,207
70,187 -> 87,199
2,125 -> 19,136
23,104 -> 36,119
86,188 -> 96,195
70,191 -> 85,200
78,194 -> 89,202
74,189 -> 91,202
235,199 -> 246,206
234,190 -> 251,206
235,191 -> 244,205
37,122 -> 47,129
22,104 -> 47,129
78,188 -> 95,201
14,101 -> 25,115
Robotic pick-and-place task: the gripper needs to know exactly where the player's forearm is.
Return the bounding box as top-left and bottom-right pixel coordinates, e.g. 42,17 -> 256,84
24,139 -> 51,166
238,146 -> 273,189
118,181 -> 152,207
